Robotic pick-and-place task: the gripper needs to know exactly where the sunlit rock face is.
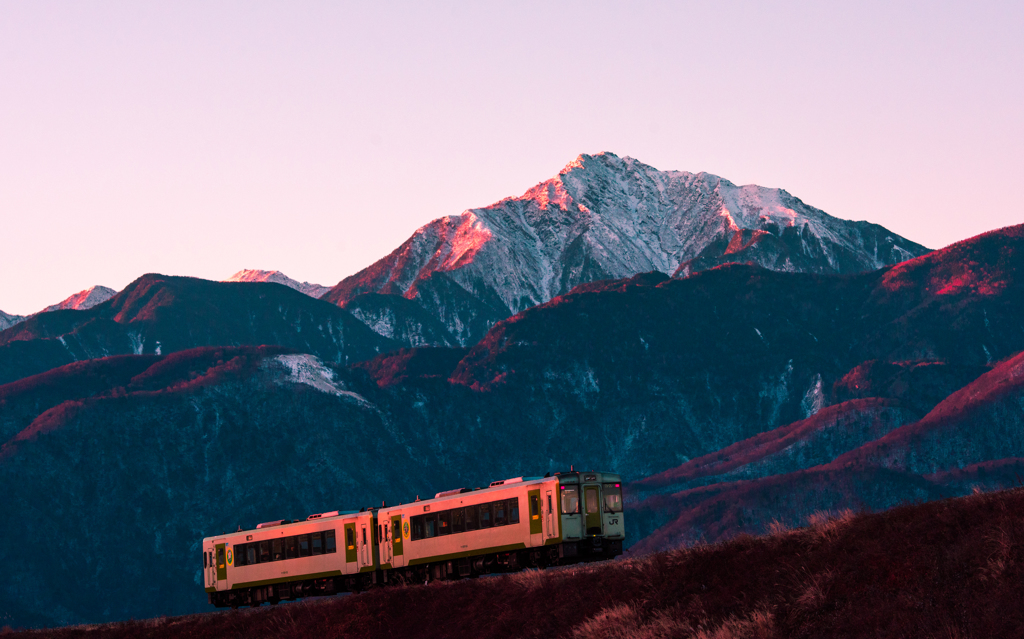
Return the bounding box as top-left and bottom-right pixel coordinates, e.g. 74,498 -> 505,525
224,269 -> 331,299
0,309 -> 24,331
325,152 -> 929,346
42,285 -> 117,313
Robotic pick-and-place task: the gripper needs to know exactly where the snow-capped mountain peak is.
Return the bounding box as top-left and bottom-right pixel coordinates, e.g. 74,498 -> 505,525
43,285 -> 117,313
225,269 -> 330,299
324,152 -> 930,346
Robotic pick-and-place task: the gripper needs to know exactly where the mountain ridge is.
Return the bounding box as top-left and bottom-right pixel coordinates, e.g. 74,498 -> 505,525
324,152 -> 930,347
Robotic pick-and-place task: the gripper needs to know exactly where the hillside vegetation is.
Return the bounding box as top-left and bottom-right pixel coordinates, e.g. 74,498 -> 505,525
13,487 -> 1024,639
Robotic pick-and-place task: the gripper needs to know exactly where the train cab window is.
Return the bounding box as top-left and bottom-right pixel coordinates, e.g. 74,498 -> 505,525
299,534 -> 311,557
439,511 -> 452,535
325,529 -> 337,553
259,541 -> 271,563
561,486 -> 580,514
412,516 -> 424,540
312,532 -> 323,555
272,539 -> 284,561
479,503 -> 493,529
465,506 -> 478,531
585,488 -> 599,514
509,498 -> 520,524
494,501 -> 507,526
425,514 -> 437,538
452,508 -> 466,533
603,484 -> 623,513
247,545 -> 258,565
286,536 -> 298,559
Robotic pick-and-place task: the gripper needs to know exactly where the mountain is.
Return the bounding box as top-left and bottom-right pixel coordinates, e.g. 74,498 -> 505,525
2,225 -> 1019,627
41,285 -> 117,313
224,269 -> 331,299
324,152 -> 930,346
0,286 -> 115,332
0,273 -> 397,386
0,309 -> 25,331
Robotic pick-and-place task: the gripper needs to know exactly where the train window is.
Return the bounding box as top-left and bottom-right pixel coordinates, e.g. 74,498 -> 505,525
603,484 -> 623,513
362,527 -> 368,546
347,527 -> 356,548
494,501 -> 507,526
452,508 -> 466,533
425,514 -> 437,538
325,529 -> 337,553
272,539 -> 284,561
384,523 -> 389,541
438,511 -> 452,535
411,516 -> 423,540
312,532 -> 323,555
547,494 -> 553,516
259,541 -> 270,563
585,488 -> 599,514
465,506 -> 478,531
299,534 -> 311,557
217,546 -> 225,568
203,551 -> 208,568
247,545 -> 258,565
479,503 -> 493,529
561,486 -> 579,514
530,494 -> 540,519
234,544 -> 246,567
286,536 -> 298,559
509,498 -> 520,524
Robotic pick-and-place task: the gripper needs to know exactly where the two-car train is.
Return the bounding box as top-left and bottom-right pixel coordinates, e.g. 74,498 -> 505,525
202,470 -> 624,608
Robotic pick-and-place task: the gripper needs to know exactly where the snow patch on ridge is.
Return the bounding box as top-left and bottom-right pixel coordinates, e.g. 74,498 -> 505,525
273,354 -> 370,404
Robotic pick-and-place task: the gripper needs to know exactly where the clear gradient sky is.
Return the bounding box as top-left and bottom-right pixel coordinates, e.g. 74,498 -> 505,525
1,1 -> 1022,315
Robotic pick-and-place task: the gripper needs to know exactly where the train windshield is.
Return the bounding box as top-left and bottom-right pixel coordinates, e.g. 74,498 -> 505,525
603,484 -> 623,513
561,486 -> 579,514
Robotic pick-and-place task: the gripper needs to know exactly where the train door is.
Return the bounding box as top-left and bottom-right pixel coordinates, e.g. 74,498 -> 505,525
345,522 -> 357,567
584,485 -> 602,535
528,489 -> 543,546
381,518 -> 392,566
391,515 -> 404,567
204,545 -> 216,590
215,543 -> 227,589
360,523 -> 370,567
544,489 -> 558,540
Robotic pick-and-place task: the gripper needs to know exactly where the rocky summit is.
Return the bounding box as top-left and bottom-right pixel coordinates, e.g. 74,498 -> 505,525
324,152 -> 929,347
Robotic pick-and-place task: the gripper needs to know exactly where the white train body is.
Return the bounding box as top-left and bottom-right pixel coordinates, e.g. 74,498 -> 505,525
202,470 -> 624,608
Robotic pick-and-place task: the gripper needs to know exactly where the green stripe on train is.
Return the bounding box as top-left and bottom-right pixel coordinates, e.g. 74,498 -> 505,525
232,569 -> 343,589
407,542 -> 527,566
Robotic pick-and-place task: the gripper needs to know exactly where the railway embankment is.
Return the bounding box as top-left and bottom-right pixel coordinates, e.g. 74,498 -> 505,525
9,486 -> 1024,638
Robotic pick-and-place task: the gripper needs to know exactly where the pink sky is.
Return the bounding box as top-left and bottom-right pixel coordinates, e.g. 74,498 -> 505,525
1,1 -> 1022,315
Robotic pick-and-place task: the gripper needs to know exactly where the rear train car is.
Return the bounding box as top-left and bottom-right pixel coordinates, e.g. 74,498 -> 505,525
202,509 -> 379,608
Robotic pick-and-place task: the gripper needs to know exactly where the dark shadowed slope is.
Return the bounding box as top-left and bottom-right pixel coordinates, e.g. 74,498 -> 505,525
13,488 -> 1024,639
0,274 -> 397,385
628,346 -> 1024,554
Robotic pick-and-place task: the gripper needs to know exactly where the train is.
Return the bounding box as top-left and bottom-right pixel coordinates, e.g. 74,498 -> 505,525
201,470 -> 624,608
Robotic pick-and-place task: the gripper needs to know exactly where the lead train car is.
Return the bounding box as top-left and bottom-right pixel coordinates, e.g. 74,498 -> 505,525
202,470 -> 624,608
